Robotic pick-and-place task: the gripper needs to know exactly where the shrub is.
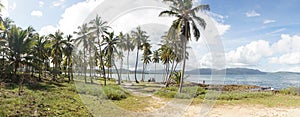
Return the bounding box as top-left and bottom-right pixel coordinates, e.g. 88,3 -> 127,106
75,83 -> 128,100
154,90 -> 177,98
279,87 -> 299,96
218,92 -> 273,100
175,93 -> 192,99
103,85 -> 128,100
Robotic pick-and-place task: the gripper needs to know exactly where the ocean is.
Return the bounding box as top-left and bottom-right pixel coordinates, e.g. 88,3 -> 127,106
111,73 -> 300,89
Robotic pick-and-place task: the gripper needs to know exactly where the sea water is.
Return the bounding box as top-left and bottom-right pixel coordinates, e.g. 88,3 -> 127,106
110,73 -> 300,89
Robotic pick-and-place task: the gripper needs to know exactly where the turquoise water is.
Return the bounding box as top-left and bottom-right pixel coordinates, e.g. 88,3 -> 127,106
112,73 -> 300,89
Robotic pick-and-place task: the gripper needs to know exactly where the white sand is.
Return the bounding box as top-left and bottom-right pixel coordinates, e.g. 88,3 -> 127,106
184,104 -> 300,117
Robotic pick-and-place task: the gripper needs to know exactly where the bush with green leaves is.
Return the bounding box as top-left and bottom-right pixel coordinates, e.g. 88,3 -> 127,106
155,86 -> 206,99
279,87 -> 300,96
75,83 -> 129,100
217,91 -> 273,100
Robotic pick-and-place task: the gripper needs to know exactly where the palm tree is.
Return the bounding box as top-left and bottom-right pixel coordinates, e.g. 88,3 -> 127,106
7,25 -> 35,76
32,34 -> 49,81
63,34 -> 74,82
141,42 -> 152,82
89,15 -> 110,79
7,25 -> 36,94
116,32 -> 127,82
49,30 -> 66,81
131,26 -> 149,83
159,0 -> 209,92
74,23 -> 90,83
152,50 -> 160,78
123,33 -> 134,81
102,31 -> 119,85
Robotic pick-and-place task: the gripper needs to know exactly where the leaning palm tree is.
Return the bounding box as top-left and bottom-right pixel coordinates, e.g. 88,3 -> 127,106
159,0 -> 209,92
49,30 -> 66,81
102,31 -> 119,85
131,26 -> 149,83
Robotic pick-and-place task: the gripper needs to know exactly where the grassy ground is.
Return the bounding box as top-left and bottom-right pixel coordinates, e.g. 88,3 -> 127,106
1,76 -> 300,116
0,79 -> 92,116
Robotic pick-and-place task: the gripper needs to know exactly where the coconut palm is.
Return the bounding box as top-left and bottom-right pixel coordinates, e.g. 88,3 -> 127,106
32,34 -> 50,81
63,34 -> 74,82
89,15 -> 110,79
152,50 -> 160,78
123,33 -> 134,81
7,25 -> 35,77
116,32 -> 126,83
74,23 -> 90,83
141,42 -> 152,82
159,0 -> 209,92
49,30 -> 66,81
131,26 -> 149,83
102,31 -> 119,85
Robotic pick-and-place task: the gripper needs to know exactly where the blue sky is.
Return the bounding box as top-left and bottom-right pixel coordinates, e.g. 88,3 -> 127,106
2,0 -> 300,72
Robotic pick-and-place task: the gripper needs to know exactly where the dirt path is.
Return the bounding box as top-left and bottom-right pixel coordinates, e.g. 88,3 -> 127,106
185,104 -> 300,117
121,83 -> 300,117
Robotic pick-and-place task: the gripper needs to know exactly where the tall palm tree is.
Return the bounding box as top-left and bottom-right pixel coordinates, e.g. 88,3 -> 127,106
63,34 -> 74,82
32,34 -> 49,81
49,30 -> 66,81
74,23 -> 90,83
152,50 -> 160,78
123,33 -> 134,81
102,31 -> 119,85
141,42 -> 152,82
131,26 -> 149,83
89,15 -> 110,79
159,0 -> 209,92
116,32 -> 126,82
7,25 -> 35,77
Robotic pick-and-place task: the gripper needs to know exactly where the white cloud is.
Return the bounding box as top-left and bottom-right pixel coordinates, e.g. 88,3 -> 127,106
287,67 -> 300,73
57,0 -> 104,34
269,52 -> 300,65
245,10 -> 260,17
31,10 -> 43,17
39,25 -> 58,36
271,34 -> 300,54
0,0 -> 9,17
39,1 -> 44,7
225,40 -> 273,66
263,19 -> 276,24
208,12 -> 230,35
9,2 -> 16,11
52,0 -> 65,7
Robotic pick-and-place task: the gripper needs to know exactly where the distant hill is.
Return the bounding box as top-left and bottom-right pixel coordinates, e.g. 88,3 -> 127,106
186,68 -> 266,75
99,68 -> 300,75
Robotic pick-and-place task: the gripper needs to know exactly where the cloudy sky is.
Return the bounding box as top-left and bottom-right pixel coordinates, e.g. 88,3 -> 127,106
1,0 -> 300,72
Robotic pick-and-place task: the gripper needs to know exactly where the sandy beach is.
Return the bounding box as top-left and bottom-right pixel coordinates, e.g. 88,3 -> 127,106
185,104 -> 300,117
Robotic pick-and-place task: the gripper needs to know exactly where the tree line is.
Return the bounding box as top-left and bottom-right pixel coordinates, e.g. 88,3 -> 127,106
0,0 -> 210,93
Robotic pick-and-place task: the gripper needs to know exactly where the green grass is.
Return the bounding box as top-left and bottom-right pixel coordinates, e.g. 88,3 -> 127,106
0,81 -> 92,116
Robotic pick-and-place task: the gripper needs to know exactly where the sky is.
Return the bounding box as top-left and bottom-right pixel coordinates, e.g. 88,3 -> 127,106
1,0 -> 300,72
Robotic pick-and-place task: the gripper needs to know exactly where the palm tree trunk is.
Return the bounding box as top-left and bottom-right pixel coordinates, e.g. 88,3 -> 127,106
127,50 -> 130,81
165,60 -> 175,87
134,46 -> 140,83
113,62 -> 121,85
89,49 -> 93,84
141,62 -> 145,82
83,48 -> 87,83
179,34 -> 187,93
